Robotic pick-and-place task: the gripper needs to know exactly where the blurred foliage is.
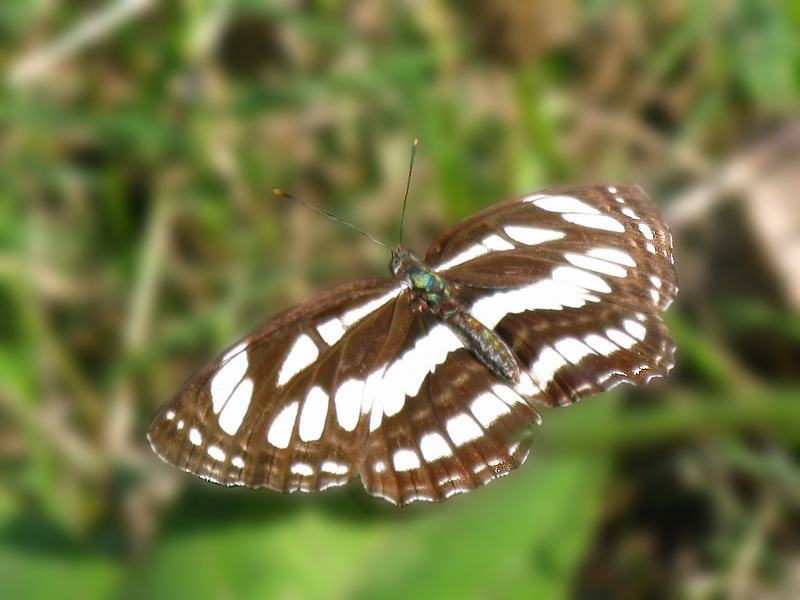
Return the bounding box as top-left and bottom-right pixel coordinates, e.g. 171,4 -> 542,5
2,0 -> 800,598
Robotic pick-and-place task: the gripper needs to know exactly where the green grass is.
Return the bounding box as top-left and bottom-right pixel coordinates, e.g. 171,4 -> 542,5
2,1 -> 800,598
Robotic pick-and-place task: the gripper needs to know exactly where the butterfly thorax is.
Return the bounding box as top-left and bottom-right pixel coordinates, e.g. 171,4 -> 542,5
391,247 -> 451,310
392,247 -> 522,386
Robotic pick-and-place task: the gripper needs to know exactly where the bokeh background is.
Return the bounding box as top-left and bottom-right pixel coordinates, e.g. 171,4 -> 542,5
2,1 -> 800,598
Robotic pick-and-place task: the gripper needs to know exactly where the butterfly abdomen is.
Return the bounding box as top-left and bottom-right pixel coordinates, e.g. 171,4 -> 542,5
444,310 -> 521,385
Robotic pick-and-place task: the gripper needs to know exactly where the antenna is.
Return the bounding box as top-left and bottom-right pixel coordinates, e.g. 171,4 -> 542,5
398,138 -> 418,246
273,189 -> 394,252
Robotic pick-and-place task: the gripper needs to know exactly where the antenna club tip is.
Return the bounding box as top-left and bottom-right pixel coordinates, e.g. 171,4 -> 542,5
273,188 -> 284,196
413,138 -> 419,146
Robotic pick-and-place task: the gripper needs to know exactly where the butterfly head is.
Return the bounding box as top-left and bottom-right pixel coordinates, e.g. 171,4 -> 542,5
390,245 -> 416,276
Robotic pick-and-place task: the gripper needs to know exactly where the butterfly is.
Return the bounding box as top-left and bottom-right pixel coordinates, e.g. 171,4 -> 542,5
148,147 -> 677,506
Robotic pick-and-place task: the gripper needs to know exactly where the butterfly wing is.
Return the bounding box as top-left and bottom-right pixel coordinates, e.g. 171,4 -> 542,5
426,183 -> 677,407
148,279 -> 407,493
358,306 -> 540,505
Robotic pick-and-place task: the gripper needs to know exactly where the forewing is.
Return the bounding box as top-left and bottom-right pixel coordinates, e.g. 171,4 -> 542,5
426,183 -> 677,406
148,278 -> 407,493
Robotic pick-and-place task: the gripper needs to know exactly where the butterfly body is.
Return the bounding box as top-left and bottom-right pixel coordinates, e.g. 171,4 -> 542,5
395,247 -> 522,387
444,310 -> 523,386
149,183 -> 677,505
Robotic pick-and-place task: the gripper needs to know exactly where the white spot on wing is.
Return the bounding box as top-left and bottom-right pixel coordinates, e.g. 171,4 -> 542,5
360,370 -> 381,415
552,266 -> 612,293
481,233 -> 515,251
189,428 -> 202,446
606,328 -> 637,349
621,207 -> 639,219
368,387 -> 384,432
405,493 -> 435,503
623,319 -> 647,341
584,333 -> 619,356
290,462 -> 314,476
380,359 -> 408,418
471,392 -> 510,427
638,223 -> 655,240
321,461 -> 348,475
277,334 -> 318,386
373,460 -> 386,473
645,242 -> 656,254
514,372 -> 540,399
650,275 -> 662,288
563,213 -> 625,232
210,343 -> 248,413
503,225 -> 565,245
218,378 -> 254,435
375,324 -> 463,423
334,378 -> 363,431
435,244 -> 488,271
492,384 -> 525,406
554,337 -> 594,364
607,186 -> 617,194
341,288 -> 402,327
420,432 -> 452,461
267,401 -> 299,448
232,455 -> 245,468
650,289 -> 661,304
317,317 -> 345,345
393,449 -> 421,471
530,347 -> 568,388
443,487 -> 468,499
522,193 -> 548,203
439,474 -> 463,487
586,248 -> 636,267
436,232 -> 520,271
446,413 -> 483,446
165,410 -> 175,420
298,386 -> 329,442
207,445 -> 225,461
223,342 -> 247,361
470,278 -> 596,329
564,253 -> 627,277
363,369 -> 385,431
422,324 -> 463,365
534,195 -> 601,214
